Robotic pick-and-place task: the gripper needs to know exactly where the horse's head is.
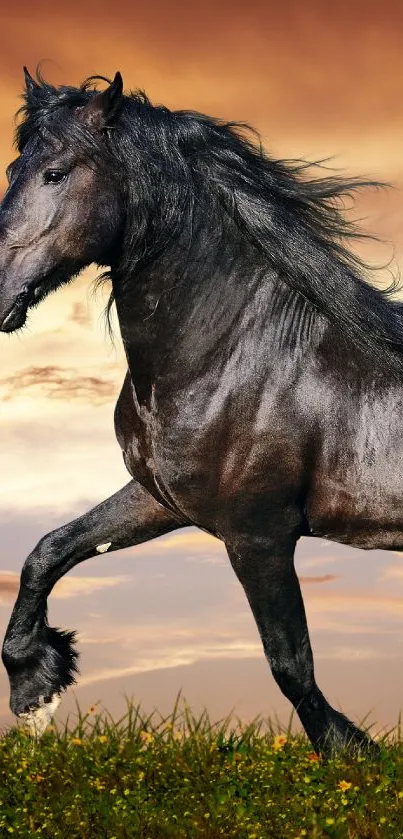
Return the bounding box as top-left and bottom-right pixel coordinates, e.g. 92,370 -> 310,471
0,69 -> 124,332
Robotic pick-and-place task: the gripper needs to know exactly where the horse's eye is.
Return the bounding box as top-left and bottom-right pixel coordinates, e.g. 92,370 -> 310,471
43,171 -> 68,185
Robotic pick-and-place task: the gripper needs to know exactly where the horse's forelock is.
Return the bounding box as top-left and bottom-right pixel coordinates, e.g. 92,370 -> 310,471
15,76 -> 104,152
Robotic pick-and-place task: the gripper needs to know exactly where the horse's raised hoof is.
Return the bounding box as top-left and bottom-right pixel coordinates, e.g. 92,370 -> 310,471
17,692 -> 61,738
4,624 -> 78,736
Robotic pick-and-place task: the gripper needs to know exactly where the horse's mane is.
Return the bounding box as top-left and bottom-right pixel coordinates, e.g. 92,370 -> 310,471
15,73 -> 403,373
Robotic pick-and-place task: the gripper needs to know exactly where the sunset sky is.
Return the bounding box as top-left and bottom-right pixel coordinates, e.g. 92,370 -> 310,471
1,0 -> 403,737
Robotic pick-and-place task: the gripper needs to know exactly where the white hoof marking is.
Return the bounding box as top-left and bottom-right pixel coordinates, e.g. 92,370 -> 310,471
96,542 -> 112,553
18,692 -> 61,739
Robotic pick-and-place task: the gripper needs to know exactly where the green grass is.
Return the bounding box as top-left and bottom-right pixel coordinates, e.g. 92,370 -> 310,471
1,694 -> 403,838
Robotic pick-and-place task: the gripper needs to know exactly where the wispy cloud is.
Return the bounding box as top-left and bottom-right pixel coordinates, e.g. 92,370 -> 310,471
77,628 -> 394,689
297,554 -> 339,570
0,571 -> 130,605
78,639 -> 263,688
0,365 -> 118,405
306,589 -> 403,610
379,562 -> 403,581
68,301 -> 92,328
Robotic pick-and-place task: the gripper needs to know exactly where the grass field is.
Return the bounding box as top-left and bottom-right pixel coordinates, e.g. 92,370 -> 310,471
1,694 -> 403,838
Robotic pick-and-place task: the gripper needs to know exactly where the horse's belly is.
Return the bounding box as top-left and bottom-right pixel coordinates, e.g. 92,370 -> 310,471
306,474 -> 403,550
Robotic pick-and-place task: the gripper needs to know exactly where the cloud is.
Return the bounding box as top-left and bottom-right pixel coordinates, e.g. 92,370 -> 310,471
319,646 -> 384,662
68,301 -> 92,327
306,589 -> 403,610
0,571 -> 130,605
297,554 -> 339,569
0,411 -> 128,513
0,365 -> 118,405
74,626 -> 395,689
299,574 -> 338,584
379,563 -> 403,581
77,638 -> 263,688
123,530 -> 227,564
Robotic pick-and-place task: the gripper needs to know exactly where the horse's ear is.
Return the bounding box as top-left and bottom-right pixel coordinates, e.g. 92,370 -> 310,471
79,72 -> 123,130
23,66 -> 40,97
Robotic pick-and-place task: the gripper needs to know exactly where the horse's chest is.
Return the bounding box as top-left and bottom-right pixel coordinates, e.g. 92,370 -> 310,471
118,406 -> 167,495
114,377 -> 204,517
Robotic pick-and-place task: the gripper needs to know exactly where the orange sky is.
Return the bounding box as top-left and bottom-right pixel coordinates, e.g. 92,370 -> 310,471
1,1 -> 403,736
1,1 -> 403,261
2,0 -> 403,169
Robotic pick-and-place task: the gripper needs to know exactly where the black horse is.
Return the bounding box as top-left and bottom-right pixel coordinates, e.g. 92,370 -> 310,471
1,69 -> 401,754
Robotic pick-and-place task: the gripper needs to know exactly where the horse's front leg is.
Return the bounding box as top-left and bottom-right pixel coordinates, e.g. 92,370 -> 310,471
225,526 -> 380,758
2,479 -> 184,733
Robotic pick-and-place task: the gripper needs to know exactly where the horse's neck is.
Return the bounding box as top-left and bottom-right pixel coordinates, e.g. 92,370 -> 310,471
112,208 -> 385,398
112,211 -> 266,356
111,236 -> 399,422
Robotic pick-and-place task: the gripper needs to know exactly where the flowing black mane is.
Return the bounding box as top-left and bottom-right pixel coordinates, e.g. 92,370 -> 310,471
15,73 -> 403,373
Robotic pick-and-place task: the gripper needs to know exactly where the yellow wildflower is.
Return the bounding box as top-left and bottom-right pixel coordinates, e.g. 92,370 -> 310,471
338,780 -> 352,791
71,737 -> 82,746
94,779 -> 105,790
98,735 -> 108,744
272,734 -> 288,751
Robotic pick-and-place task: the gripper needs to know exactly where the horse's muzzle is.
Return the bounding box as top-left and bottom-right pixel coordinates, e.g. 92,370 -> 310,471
0,286 -> 30,332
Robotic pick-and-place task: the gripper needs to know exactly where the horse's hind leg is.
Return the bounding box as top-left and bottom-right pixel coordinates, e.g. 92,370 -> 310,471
225,525 -> 380,758
2,480 -> 184,733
